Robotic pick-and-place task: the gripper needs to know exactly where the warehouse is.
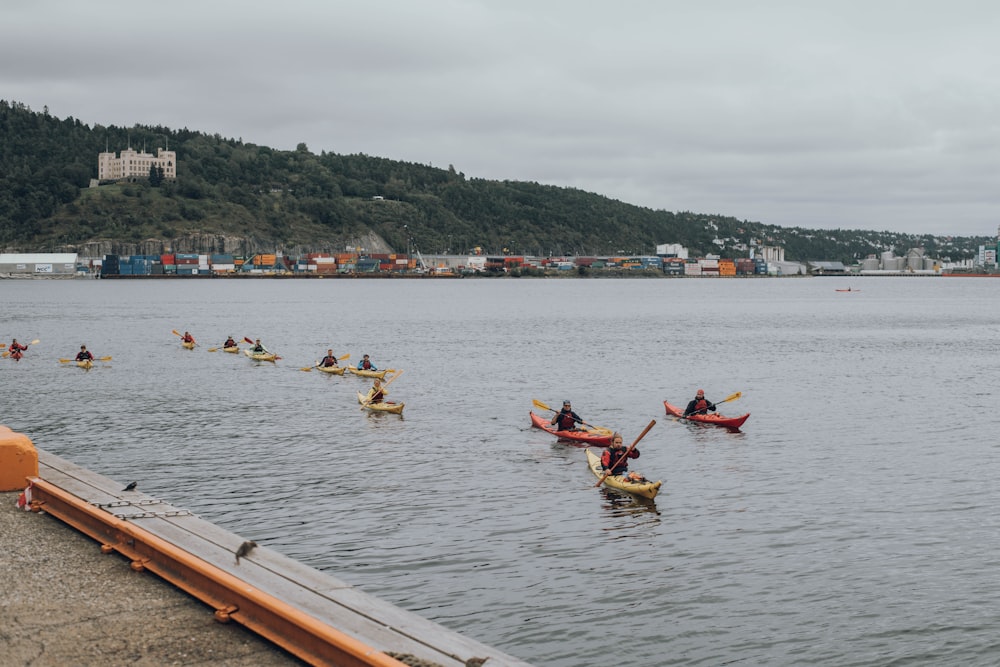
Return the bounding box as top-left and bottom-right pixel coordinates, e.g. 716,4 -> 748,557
0,253 -> 79,277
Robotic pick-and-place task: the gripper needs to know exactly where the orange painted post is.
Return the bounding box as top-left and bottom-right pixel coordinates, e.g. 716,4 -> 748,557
0,425 -> 38,491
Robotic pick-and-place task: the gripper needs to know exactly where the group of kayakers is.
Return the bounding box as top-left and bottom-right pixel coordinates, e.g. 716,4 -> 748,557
551,389 -> 718,481
198,334 -> 391,406
2,338 -> 98,363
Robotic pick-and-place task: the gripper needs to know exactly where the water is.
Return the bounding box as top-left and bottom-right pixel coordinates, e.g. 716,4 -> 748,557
2,277 -> 999,666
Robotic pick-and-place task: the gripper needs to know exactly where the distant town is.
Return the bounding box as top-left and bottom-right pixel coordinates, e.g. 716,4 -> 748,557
3,239 -> 1000,279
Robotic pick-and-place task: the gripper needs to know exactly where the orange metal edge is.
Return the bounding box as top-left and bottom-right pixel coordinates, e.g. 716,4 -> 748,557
28,477 -> 408,667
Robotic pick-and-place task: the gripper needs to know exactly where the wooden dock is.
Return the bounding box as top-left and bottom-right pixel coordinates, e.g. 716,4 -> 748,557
30,449 -> 532,667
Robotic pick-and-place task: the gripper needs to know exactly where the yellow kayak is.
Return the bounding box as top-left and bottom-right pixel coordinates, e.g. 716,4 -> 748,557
181,340 -> 196,349
349,367 -> 388,379
357,391 -> 404,414
222,346 -> 240,353
316,364 -> 346,375
244,349 -> 278,362
76,359 -> 94,370
585,449 -> 661,500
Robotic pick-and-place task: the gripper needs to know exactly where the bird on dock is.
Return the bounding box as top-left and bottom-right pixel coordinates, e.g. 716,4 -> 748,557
122,481 -> 137,492
235,540 -> 258,564
466,658 -> 490,667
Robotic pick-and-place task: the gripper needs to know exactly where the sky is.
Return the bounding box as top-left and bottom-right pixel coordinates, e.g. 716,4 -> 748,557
3,1 -> 999,237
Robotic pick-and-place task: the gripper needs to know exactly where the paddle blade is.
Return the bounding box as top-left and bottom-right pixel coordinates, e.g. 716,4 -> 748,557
29,339 -> 40,345
171,329 -> 181,337
244,337 -> 254,345
1,352 -> 8,358
532,399 -> 555,413
98,356 -> 112,361
299,366 -> 313,372
719,391 -> 742,404
207,347 -> 218,352
339,353 -> 351,361
58,358 -> 73,363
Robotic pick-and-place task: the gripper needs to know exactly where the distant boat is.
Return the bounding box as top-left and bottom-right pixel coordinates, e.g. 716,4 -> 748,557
836,288 -> 860,292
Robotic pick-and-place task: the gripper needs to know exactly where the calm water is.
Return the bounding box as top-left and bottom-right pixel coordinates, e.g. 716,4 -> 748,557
3,276 -> 1000,666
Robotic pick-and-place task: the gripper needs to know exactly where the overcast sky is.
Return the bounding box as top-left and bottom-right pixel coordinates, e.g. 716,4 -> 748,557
3,1 -> 999,236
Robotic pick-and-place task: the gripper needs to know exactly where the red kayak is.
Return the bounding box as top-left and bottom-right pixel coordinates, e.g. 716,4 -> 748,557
529,411 -> 614,446
663,400 -> 749,430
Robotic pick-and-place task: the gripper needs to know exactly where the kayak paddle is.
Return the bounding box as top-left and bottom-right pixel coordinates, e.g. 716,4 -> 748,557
682,391 -> 742,418
532,398 -> 610,432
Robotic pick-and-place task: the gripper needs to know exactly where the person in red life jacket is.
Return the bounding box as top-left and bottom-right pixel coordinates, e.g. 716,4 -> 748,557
76,345 -> 94,361
601,432 -> 641,477
357,354 -> 378,371
223,336 -> 237,349
683,389 -> 716,417
319,349 -> 339,367
367,377 -> 385,403
9,339 -> 27,358
551,400 -> 583,431
181,331 -> 195,344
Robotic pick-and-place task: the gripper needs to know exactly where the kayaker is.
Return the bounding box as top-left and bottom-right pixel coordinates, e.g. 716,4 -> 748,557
683,389 -> 716,417
181,331 -> 196,344
367,377 -> 385,403
319,349 -> 339,367
223,336 -> 237,348
75,345 -> 94,361
251,339 -> 268,353
357,354 -> 378,371
601,432 -> 641,477
551,400 -> 583,431
9,339 -> 28,355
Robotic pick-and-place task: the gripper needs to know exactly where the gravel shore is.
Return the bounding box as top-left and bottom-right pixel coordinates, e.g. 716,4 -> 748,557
0,492 -> 303,666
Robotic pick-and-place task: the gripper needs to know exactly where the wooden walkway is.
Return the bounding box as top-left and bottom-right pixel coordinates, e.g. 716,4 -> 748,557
31,449 -> 532,667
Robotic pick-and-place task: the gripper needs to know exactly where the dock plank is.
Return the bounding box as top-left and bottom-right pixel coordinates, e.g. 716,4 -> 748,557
36,449 -> 532,667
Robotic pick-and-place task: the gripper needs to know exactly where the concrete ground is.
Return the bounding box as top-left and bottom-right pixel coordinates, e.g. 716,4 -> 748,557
0,491 -> 304,667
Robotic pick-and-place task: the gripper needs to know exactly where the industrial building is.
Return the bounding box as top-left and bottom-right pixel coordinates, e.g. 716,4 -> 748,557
0,253 -> 79,277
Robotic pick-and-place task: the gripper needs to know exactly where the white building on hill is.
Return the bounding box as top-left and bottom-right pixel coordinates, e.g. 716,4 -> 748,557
98,147 -> 176,182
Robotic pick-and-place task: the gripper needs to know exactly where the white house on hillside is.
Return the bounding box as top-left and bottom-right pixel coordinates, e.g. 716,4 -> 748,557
98,147 -> 176,182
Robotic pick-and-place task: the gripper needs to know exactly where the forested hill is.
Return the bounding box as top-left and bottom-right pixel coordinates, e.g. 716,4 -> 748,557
0,100 -> 988,262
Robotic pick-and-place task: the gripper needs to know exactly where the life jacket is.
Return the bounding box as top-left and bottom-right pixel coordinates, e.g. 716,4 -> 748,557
693,398 -> 710,413
77,351 -> 93,361
601,447 -> 629,474
320,355 -> 337,367
361,359 -> 373,369
555,411 -> 577,430
224,340 -> 236,347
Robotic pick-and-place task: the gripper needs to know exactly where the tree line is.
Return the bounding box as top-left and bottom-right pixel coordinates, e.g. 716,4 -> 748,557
0,99 -> 988,262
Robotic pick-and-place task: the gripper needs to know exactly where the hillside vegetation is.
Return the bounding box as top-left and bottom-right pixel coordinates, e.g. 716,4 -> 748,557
0,99 -> 989,262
